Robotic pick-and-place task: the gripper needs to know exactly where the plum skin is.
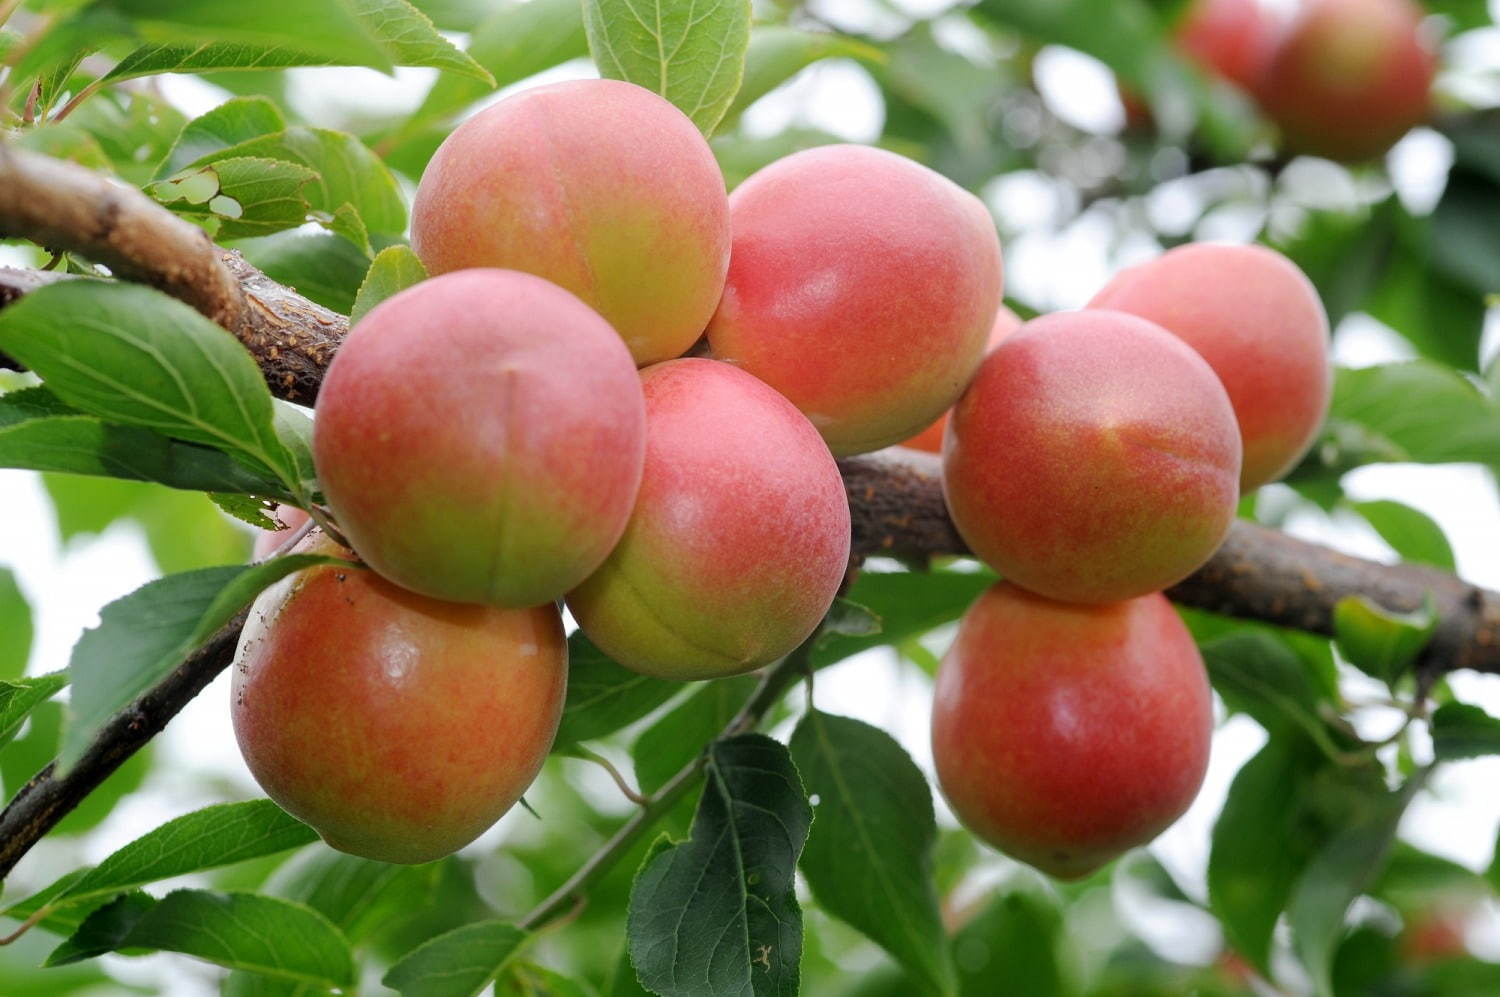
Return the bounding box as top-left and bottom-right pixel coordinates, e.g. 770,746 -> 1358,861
931,583 -> 1214,879
312,268 -> 646,608
567,358 -> 851,681
411,78 -> 731,366
232,532 -> 568,864
942,309 -> 1242,605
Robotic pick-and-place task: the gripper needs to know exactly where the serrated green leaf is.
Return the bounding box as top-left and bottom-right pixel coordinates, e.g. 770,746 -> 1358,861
790,710 -> 954,994
0,283 -> 303,493
182,126 -> 407,248
628,734 -> 811,997
1350,500 -> 1455,571
49,889 -> 356,988
1323,362 -> 1500,474
0,407 -> 286,499
266,849 -> 441,944
351,246 -> 428,325
416,0 -> 588,125
0,567 -> 34,681
1289,777 -> 1423,997
632,676 -> 757,794
350,0 -> 493,85
1333,595 -> 1437,687
61,554 -> 341,770
818,597 -> 882,641
1201,632 -> 1338,742
583,0 -> 751,135
158,97 -> 288,178
0,672 -> 67,746
152,157 -> 318,240
1430,702 -> 1500,761
497,962 -> 599,996
383,919 -> 528,996
212,493 -> 280,531
86,0 -> 392,72
1208,735 -> 1325,975
553,633 -> 679,751
44,801 -> 316,910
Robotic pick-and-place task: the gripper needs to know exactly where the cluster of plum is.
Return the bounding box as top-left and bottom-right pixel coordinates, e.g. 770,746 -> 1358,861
1135,0 -> 1438,161
232,76 -> 1330,879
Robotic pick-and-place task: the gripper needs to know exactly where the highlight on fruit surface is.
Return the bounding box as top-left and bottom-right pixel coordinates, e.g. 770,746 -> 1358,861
931,583 -> 1214,879
232,531 -> 568,864
942,309 -> 1242,605
313,268 -> 646,608
411,78 -> 731,365
567,358 -> 851,681
1088,242 -> 1331,491
707,143 -> 1003,457
899,305 -> 1023,454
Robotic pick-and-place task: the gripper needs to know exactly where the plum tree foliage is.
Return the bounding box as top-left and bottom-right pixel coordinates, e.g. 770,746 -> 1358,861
0,0 -> 1497,995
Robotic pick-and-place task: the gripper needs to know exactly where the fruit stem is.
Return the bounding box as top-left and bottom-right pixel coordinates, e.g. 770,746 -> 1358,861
516,638 -> 815,932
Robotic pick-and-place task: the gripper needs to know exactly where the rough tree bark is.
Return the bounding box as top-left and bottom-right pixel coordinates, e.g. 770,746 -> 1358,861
0,147 -> 1497,883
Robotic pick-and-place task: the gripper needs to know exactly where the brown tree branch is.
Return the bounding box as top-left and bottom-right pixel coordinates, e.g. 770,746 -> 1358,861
0,612 -> 245,881
841,449 -> 1500,677
0,147 -> 344,404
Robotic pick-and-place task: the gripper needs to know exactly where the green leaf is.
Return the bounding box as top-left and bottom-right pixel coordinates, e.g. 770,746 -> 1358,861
383,919 -> 528,997
631,676 -> 757,794
61,554 -> 340,770
583,0 -> 752,135
1430,702 -> 1500,761
1332,595 -> 1437,687
813,569 -> 992,671
46,801 -> 315,910
1201,632 -> 1339,742
49,890 -> 356,988
1208,735 -> 1324,975
1324,362 -> 1500,474
724,27 -> 882,124
351,245 -> 428,325
228,230 -> 371,315
105,1 -> 490,88
1288,776 -> 1423,997
789,711 -> 954,994
183,126 -> 408,249
951,890 -> 1072,996
0,283 -> 302,492
0,567 -> 34,680
415,0 -> 588,125
0,390 -> 285,498
497,962 -> 599,996
628,734 -> 812,997
265,850 -> 441,944
88,0 -> 392,72
1350,500 -> 1455,571
0,672 -> 67,746
151,157 -> 318,240
157,97 -> 288,177
350,0 -> 493,84
553,633 -> 679,751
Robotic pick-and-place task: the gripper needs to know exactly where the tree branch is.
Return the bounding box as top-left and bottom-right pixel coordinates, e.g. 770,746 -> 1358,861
0,611 -> 246,881
841,449 -> 1500,677
0,147 -> 345,404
